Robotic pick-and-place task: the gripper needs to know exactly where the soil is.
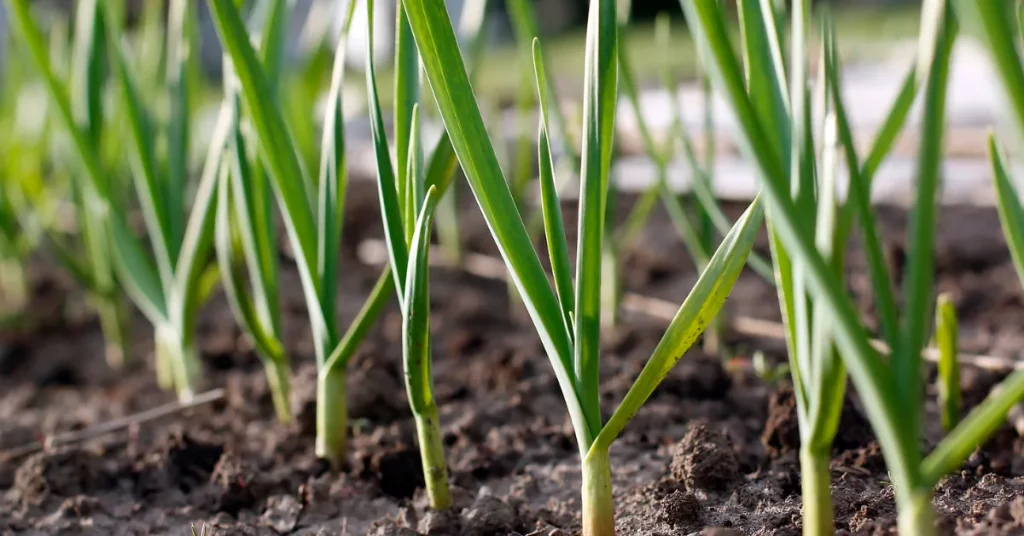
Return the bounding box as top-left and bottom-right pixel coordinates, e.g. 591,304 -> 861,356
2,181 -> 1023,535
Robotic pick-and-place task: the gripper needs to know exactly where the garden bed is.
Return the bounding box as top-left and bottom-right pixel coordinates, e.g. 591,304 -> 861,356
1,181 -> 1023,535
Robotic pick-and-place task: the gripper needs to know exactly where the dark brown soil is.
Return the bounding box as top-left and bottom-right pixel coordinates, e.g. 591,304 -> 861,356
2,182 -> 1023,535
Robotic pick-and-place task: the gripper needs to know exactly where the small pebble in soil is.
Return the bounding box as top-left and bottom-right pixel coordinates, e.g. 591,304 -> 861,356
461,495 -> 517,536
671,421 -> 740,491
657,489 -> 702,527
262,494 -> 302,534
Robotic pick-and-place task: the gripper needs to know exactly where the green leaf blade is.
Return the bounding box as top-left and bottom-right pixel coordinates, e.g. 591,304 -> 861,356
538,130 -> 575,338
207,0 -> 330,361
991,137 -> 1024,289
395,3 -> 420,214
71,0 -> 107,148
7,0 -> 108,201
365,0 -> 410,295
108,216 -> 168,324
681,0 -> 917,492
206,0 -> 318,291
595,197 -> 765,450
573,0 -> 618,436
215,160 -> 284,363
108,38 -> 176,287
400,0 -> 586,453
403,186 -> 440,413
316,0 -> 357,332
822,22 -> 900,351
533,38 -> 575,341
894,4 -> 956,433
935,293 -> 960,432
921,371 -> 1024,486
165,0 -> 194,261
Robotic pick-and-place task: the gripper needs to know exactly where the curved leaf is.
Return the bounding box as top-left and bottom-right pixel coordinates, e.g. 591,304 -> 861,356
403,186 -> 440,413
400,0 -> 587,452
594,197 -> 764,450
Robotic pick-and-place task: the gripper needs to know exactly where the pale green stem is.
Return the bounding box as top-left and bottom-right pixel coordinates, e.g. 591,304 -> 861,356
172,342 -> 198,402
155,325 -> 197,401
0,257 -> 28,310
264,359 -> 292,423
316,366 -> 348,469
414,404 -> 452,510
155,332 -> 175,391
897,490 -> 936,536
800,448 -> 834,536
95,296 -> 130,370
582,447 -> 615,536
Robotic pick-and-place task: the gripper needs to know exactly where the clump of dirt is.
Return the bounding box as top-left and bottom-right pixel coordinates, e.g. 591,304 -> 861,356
261,494 -> 303,533
133,432 -> 223,497
760,386 -> 874,457
658,489 -> 703,527
671,421 -> 740,491
357,441 -> 425,500
10,449 -> 110,506
208,451 -> 262,515
981,495 -> 1024,533
416,508 -> 460,535
761,387 -> 800,457
461,495 -> 519,535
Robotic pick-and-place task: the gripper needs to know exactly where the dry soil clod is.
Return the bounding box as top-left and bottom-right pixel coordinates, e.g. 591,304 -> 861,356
671,421 -> 741,492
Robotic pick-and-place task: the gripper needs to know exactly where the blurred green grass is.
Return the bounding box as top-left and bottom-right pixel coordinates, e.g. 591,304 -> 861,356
368,3 -> 919,107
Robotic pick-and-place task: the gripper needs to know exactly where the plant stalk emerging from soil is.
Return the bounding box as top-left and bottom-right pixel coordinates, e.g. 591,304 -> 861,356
402,190 -> 450,509
6,0 -> 133,371
582,448 -> 615,536
209,0 -> 352,465
208,0 -> 462,468
155,325 -> 200,401
686,0 -> 1024,533
398,0 -> 762,530
898,492 -> 938,536
93,294 -> 130,369
8,0 -> 223,399
364,0 -> 452,508
212,0 -> 344,423
315,367 -> 347,464
799,448 -> 833,536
